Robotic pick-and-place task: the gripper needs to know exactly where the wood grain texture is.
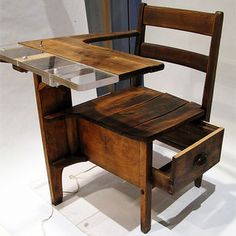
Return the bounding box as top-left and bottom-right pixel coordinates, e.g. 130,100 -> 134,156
34,74 -> 70,204
139,4 -> 223,122
194,175 -> 203,188
139,141 -> 152,233
143,5 -> 216,36
140,43 -> 208,72
152,122 -> 224,194
77,117 -> 154,233
66,87 -> 162,121
77,119 -> 141,187
124,101 -> 204,141
20,31 -> 164,80
61,87 -> 204,141
9,4 -> 223,234
172,126 -> 224,192
152,165 -> 173,194
33,74 -> 86,205
202,11 -> 224,121
99,93 -> 188,133
157,121 -> 217,150
135,3 -> 147,56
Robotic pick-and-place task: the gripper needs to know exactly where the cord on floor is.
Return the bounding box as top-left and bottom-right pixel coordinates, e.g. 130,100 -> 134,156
41,165 -> 97,235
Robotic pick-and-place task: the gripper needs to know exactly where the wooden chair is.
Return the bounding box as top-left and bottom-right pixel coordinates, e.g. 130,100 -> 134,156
42,4 -> 224,233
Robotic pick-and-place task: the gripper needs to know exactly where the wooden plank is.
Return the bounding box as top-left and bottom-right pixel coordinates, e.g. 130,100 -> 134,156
126,102 -> 204,141
20,32 -> 164,79
135,3 -> 146,56
152,166 -> 173,194
33,74 -> 86,205
172,127 -> 224,191
139,141 -> 152,233
65,87 -> 162,121
202,12 -> 224,121
12,65 -> 28,73
52,155 -> 87,169
99,93 -> 188,133
63,87 -> 204,141
132,3 -> 146,87
78,119 -> 142,187
157,121 -> 216,149
140,43 -> 208,72
143,5 -> 215,36
33,74 -> 72,205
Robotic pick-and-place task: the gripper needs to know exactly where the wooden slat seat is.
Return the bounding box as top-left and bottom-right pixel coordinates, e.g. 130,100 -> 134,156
64,87 -> 205,141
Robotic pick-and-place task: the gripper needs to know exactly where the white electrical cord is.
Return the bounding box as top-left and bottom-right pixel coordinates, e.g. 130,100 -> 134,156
64,165 -> 97,194
41,204 -> 54,236
63,175 -> 80,194
41,165 -> 97,235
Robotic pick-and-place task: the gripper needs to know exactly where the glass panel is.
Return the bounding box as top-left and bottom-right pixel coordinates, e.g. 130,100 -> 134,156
46,60 -> 119,91
0,44 -> 119,91
0,44 -> 43,65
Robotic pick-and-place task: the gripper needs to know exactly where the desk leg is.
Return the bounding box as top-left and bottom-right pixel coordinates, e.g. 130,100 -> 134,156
140,142 -> 152,233
33,74 -> 73,205
195,175 -> 203,188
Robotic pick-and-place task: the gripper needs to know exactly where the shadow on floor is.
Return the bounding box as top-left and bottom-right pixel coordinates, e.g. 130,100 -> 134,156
56,152 -> 217,232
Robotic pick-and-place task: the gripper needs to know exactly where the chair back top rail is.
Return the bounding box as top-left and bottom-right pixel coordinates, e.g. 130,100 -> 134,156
143,5 -> 216,36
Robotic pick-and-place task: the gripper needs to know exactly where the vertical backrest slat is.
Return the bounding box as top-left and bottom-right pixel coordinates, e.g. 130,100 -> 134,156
202,12 -> 224,121
132,2 -> 147,87
135,3 -> 147,55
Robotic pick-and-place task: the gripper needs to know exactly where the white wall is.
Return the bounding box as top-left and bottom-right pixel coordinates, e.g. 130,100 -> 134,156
144,0 -> 236,159
0,0 -> 88,185
0,0 -> 88,43
0,1 -> 88,234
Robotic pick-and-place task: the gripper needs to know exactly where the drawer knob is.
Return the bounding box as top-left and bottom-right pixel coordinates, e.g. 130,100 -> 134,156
193,152 -> 208,166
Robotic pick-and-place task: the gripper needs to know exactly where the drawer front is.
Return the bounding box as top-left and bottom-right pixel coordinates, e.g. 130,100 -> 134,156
172,125 -> 224,190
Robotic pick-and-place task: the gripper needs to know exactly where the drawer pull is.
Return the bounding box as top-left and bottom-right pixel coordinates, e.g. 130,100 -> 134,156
193,152 -> 208,166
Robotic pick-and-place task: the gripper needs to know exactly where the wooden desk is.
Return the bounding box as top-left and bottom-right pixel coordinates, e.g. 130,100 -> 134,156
0,32 -> 165,231
0,32 -> 223,234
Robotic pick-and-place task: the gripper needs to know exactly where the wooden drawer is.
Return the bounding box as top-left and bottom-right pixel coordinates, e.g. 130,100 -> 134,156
152,122 -> 224,194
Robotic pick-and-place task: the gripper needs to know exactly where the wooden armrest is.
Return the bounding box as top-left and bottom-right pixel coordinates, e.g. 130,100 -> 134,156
83,30 -> 139,44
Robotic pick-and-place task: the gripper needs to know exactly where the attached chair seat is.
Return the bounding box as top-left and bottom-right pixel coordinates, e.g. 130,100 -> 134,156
65,87 -> 205,141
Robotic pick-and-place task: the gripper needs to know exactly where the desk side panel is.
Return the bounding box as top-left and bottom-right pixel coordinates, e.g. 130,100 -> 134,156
78,118 -> 141,187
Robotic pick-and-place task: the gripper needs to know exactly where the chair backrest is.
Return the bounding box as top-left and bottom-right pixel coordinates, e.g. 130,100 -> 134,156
135,3 -> 223,121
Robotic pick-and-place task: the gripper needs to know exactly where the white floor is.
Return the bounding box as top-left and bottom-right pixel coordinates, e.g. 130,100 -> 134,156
0,70 -> 236,236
